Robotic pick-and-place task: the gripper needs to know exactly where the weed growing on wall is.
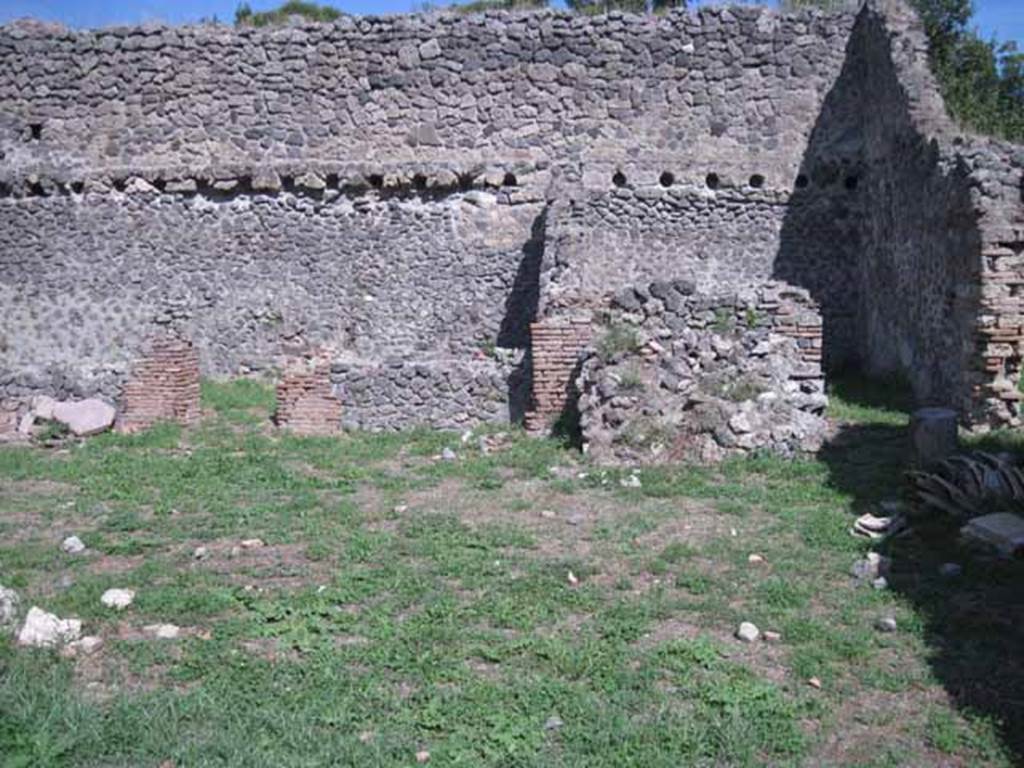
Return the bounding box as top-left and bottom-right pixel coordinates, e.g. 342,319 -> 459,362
596,323 -> 641,361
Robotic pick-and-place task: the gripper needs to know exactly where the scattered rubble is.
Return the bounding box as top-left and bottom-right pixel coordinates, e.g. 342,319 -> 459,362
62,635 -> 104,657
736,622 -> 760,643
61,535 -> 87,555
144,623 -> 181,640
17,606 -> 82,648
875,616 -> 898,633
101,588 -> 136,610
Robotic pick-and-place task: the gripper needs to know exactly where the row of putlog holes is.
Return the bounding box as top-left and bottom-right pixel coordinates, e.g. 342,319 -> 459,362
612,170 -> 859,191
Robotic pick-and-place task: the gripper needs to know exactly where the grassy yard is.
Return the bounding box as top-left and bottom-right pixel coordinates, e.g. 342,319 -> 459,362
1,377 -> 1022,766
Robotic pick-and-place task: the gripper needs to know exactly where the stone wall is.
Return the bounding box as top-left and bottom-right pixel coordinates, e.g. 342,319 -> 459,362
0,6 -> 859,428
328,355 -> 518,431
542,180 -> 862,368
847,0 -> 1024,427
0,2 -> 1021,433
577,280 -> 826,464
0,9 -> 854,177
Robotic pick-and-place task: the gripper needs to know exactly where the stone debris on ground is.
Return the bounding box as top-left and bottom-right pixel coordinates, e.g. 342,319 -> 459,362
763,630 -> 781,643
0,585 -> 20,630
61,535 -> 87,554
851,511 -> 905,540
193,546 -> 210,560
62,635 -> 104,658
619,474 -> 642,489
875,616 -> 898,633
747,553 -> 766,564
100,588 -> 136,610
872,576 -> 888,590
850,551 -> 889,582
144,623 -> 181,640
736,622 -> 760,643
807,677 -> 822,690
240,538 -> 265,550
441,447 -> 457,462
17,606 -> 82,648
960,512 -> 1024,557
52,398 -> 117,436
415,750 -> 430,764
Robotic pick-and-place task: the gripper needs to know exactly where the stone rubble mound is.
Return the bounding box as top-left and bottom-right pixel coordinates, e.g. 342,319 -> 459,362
577,279 -> 828,465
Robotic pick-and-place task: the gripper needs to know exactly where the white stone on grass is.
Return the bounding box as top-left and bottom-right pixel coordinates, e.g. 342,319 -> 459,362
100,588 -> 135,610
61,535 -> 86,555
52,399 -> 116,437
144,623 -> 181,640
17,606 -> 82,648
736,622 -> 760,643
30,395 -> 59,421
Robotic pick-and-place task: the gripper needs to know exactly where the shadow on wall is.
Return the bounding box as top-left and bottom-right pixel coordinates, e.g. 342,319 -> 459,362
775,6 -> 983,420
498,205 -> 548,425
818,381 -> 1024,763
773,8 -> 867,374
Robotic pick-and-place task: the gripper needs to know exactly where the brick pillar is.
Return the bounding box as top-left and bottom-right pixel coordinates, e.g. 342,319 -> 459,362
274,361 -> 342,436
118,336 -> 201,433
525,317 -> 592,433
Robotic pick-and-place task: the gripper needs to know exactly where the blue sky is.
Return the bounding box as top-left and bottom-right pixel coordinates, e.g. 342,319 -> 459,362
0,0 -> 1020,46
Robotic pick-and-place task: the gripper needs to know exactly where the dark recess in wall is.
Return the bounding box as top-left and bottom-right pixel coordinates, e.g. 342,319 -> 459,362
498,206 -> 549,425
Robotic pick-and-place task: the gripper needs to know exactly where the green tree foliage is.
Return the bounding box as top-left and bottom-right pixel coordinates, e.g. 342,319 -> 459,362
913,0 -> 1024,141
235,1 -> 344,27
781,0 -> 1023,141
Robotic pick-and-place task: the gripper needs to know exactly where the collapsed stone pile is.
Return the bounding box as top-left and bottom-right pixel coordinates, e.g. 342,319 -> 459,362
577,279 -> 828,464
